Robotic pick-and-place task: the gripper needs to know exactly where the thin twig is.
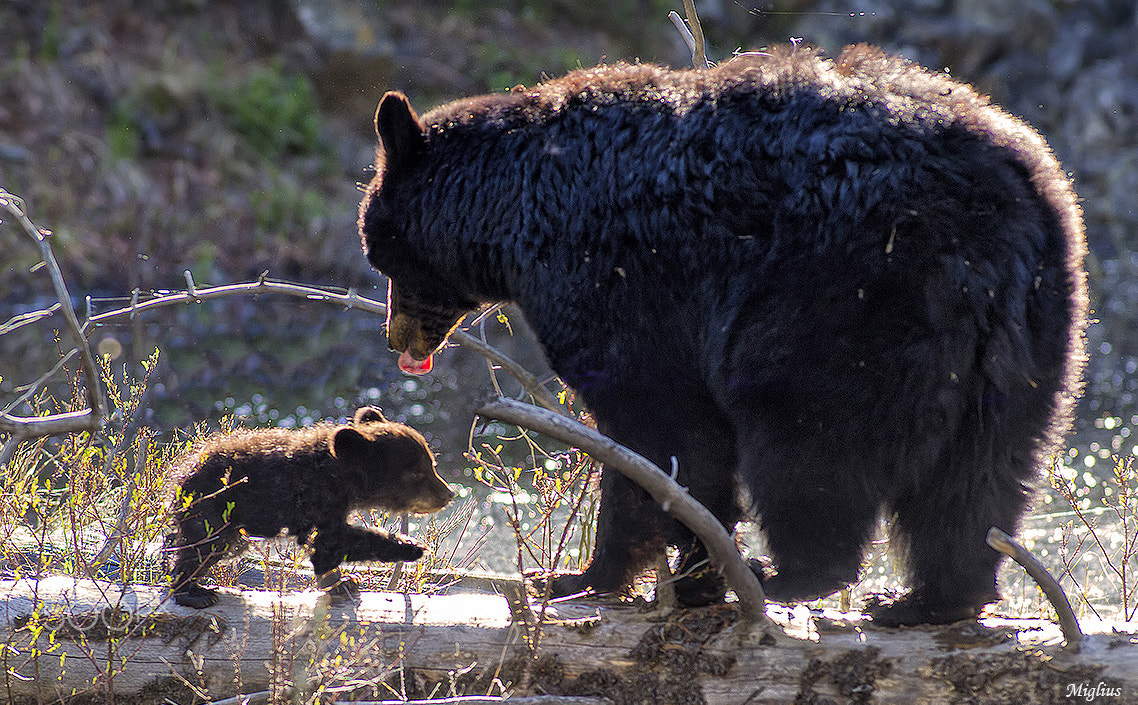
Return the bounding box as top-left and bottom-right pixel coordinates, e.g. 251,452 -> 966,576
90,430 -> 148,568
671,0 -> 710,69
2,347 -> 81,415
0,302 -> 61,336
683,0 -> 709,68
84,278 -> 566,415
986,526 -> 1083,651
668,11 -> 697,59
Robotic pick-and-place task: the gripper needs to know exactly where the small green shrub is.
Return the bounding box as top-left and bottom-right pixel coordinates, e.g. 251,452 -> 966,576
212,58 -> 321,156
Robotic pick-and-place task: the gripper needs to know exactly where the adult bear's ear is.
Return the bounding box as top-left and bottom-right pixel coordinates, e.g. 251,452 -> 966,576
354,406 -> 387,425
375,91 -> 426,173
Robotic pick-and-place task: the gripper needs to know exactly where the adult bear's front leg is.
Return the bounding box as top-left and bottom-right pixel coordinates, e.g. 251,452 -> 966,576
550,467 -> 666,597
549,390 -> 742,603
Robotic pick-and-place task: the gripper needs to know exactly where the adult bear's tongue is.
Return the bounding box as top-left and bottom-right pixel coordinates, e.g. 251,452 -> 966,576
398,350 -> 433,375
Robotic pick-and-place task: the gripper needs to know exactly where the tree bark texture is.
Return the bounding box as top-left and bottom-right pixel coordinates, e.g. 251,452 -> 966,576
2,577 -> 1136,704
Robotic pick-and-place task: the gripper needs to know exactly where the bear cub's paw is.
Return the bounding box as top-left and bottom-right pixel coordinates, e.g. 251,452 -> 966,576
174,585 -> 220,609
388,536 -> 427,562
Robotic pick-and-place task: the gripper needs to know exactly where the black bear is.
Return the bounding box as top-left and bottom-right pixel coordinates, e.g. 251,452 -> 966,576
167,407 -> 453,608
358,45 -> 1087,626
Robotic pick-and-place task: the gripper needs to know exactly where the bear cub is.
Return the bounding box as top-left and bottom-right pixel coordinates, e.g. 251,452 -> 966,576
167,406 -> 452,608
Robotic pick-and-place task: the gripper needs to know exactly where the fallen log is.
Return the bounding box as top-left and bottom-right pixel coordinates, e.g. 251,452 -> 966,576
2,576 -> 1136,704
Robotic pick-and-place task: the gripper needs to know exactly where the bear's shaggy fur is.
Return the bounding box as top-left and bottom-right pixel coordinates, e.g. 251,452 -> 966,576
167,407 -> 452,608
359,45 -> 1087,625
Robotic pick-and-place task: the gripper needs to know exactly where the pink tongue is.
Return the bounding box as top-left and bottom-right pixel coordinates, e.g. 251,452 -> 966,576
398,350 -> 433,375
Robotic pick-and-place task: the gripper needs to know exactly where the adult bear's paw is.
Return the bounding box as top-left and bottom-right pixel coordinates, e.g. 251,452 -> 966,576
748,558 -> 854,605
524,569 -> 594,598
671,556 -> 728,606
864,592 -> 988,627
525,569 -> 635,601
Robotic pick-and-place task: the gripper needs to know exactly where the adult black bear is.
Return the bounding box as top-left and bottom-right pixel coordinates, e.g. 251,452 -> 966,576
167,407 -> 452,608
359,45 -> 1087,625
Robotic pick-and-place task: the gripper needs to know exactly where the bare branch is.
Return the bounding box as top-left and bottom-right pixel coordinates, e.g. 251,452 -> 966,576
0,302 -> 61,336
670,1 -> 709,69
2,241 -> 564,463
85,276 -> 567,415
987,526 -> 1083,651
2,347 -> 81,415
668,11 -> 697,59
473,397 -> 779,638
0,189 -> 106,465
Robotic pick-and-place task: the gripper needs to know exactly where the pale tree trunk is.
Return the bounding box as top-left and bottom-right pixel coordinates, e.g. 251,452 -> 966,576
2,576 -> 1135,704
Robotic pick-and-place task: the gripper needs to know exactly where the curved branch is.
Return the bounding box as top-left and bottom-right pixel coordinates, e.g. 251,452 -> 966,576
474,397 -> 778,637
986,526 -> 1083,651
0,190 -> 105,466
668,11 -> 697,60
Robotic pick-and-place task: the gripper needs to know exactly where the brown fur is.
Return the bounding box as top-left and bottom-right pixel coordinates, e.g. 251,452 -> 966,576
166,406 -> 452,608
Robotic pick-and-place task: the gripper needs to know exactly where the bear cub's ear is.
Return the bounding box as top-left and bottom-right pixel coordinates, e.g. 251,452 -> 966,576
354,406 -> 388,425
375,91 -> 426,173
331,427 -> 374,465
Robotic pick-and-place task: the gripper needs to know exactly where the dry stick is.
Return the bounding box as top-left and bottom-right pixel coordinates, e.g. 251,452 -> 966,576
667,11 -> 697,61
3,268 -> 566,456
0,190 -> 106,466
90,431 -> 148,568
85,276 -> 566,415
386,513 -> 411,590
0,302 -> 61,336
986,526 -> 1083,651
205,689 -> 272,705
683,0 -> 710,68
2,347 -> 81,415
668,0 -> 710,69
474,397 -> 778,638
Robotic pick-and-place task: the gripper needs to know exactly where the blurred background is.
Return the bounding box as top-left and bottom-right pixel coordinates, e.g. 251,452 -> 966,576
1,0 -> 1135,495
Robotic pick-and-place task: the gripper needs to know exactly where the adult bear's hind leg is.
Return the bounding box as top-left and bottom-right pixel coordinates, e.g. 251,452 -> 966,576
756,485 -> 878,605
872,454 -> 1032,626
738,426 -> 880,606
